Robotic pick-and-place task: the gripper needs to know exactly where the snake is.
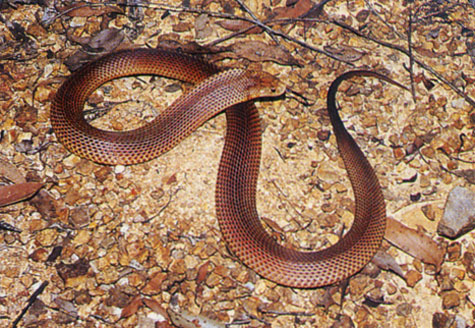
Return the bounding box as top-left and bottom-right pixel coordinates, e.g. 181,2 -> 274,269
51,48 -> 399,288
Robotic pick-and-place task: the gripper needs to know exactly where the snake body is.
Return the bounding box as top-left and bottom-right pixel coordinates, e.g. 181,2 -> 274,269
52,48 -> 389,288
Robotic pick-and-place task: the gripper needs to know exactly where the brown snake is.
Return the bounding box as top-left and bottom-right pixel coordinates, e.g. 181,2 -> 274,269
51,48 -> 403,288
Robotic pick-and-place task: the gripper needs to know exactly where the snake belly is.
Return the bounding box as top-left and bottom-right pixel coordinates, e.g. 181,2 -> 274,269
51,48 -> 387,288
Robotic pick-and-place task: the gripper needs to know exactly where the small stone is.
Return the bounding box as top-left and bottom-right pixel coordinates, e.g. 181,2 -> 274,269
395,302 -> 412,316
64,188 -> 85,206
461,252 -> 475,279
446,243 -> 461,262
55,298 -> 78,318
3,233 -> 16,244
317,130 -> 330,141
73,230 -> 91,245
437,274 -> 454,292
330,314 -> 355,327
35,228 -> 59,246
441,290 -> 460,309
356,9 -> 370,22
254,280 -> 268,295
421,204 -> 436,221
437,186 -> 475,239
432,312 -> 452,328
75,290 -> 92,305
54,163 -> 64,174
128,272 -> 147,288
95,266 -> 120,285
451,98 -> 465,109
115,165 -> 126,174
63,154 -> 82,169
321,202 -> 335,213
446,160 -> 458,170
69,206 -> 90,228
106,286 -> 132,308
194,14 -> 208,31
56,258 -> 90,283
420,146 -> 435,158
111,121 -> 124,130
451,268 -> 465,280
453,316 -> 467,328
173,21 -> 192,32
15,105 -> 38,129
386,283 -> 397,295
142,272 -> 167,295
349,275 -> 370,297
94,166 -> 112,182
205,272 -> 221,288
29,248 -> 49,262
413,259 -> 423,272
405,270 -> 422,287
195,14 -> 212,39
467,288 -> 475,309
393,147 -> 405,160
354,306 -> 370,325
405,143 -> 418,155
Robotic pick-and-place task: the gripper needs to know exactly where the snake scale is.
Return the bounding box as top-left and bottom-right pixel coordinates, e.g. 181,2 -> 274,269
51,48 -> 397,288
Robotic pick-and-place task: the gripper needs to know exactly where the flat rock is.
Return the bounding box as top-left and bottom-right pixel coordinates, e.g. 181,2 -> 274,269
437,187 -> 475,239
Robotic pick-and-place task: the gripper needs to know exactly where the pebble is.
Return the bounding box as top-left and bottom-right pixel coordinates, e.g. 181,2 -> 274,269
450,98 -> 465,109
453,316 -> 467,328
432,312 -> 452,328
441,290 -> 460,309
114,165 -> 126,174
446,243 -> 461,262
437,187 -> 475,239
395,302 -> 412,316
405,270 -> 422,287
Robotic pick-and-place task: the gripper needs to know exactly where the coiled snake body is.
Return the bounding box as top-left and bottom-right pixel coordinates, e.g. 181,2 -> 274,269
52,48 -> 390,288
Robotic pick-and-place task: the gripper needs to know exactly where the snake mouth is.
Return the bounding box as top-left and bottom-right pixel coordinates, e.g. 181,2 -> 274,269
243,70 -> 286,100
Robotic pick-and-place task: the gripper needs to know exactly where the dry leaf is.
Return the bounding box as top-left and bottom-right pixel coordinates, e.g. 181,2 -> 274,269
143,298 -> 169,321
323,45 -> 366,62
0,160 -> 27,184
227,41 -> 300,66
56,258 -> 90,282
217,0 -> 314,33
372,250 -> 405,279
165,173 -> 177,185
216,20 -> 257,33
121,295 -> 143,318
168,308 -> 226,328
272,0 -> 314,20
261,216 -> 286,241
86,28 -> 125,52
61,2 -> 123,17
413,46 -> 442,58
385,217 -> 445,271
30,189 -> 62,219
0,182 -> 43,207
196,260 -> 210,285
65,28 -> 126,71
14,105 -> 38,129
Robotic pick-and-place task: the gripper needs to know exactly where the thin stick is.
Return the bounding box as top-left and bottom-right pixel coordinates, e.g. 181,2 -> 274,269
407,6 -> 417,103
72,1 -> 355,65
234,0 -> 279,44
332,19 -> 475,109
12,281 -> 49,328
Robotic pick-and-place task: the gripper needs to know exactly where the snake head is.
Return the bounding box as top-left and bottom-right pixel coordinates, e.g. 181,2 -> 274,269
243,71 -> 286,100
